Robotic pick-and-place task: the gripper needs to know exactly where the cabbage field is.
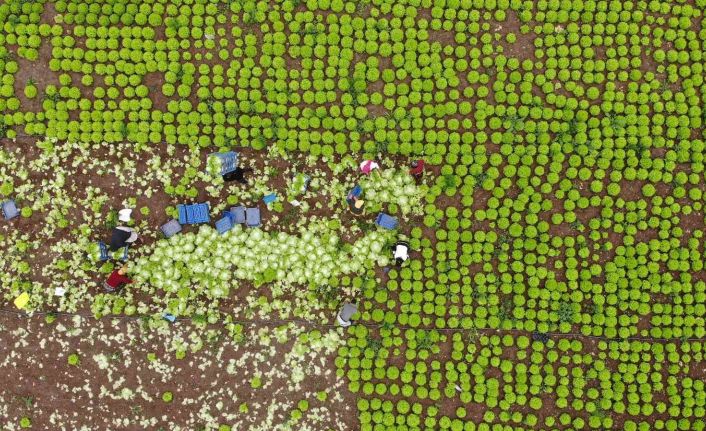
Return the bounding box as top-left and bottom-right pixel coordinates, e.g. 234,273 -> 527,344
1,0 -> 706,429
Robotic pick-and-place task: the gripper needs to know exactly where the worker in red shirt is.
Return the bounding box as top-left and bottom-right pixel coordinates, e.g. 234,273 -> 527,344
409,159 -> 425,180
104,265 -> 133,292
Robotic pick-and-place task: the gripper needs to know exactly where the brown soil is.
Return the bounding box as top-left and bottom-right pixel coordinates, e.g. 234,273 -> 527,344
0,313 -> 356,430
144,72 -> 168,112
3,2 -> 706,431
13,36 -> 60,113
497,10 -> 535,61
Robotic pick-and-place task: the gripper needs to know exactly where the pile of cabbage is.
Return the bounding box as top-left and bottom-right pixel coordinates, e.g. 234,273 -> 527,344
205,153 -> 225,177
131,224 -> 393,307
86,241 -> 126,263
359,169 -> 425,215
287,173 -> 310,200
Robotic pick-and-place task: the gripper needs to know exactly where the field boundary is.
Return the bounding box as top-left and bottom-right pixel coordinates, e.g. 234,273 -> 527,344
2,307 -> 704,343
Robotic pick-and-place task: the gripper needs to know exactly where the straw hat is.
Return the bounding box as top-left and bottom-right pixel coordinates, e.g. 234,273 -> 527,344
354,199 -> 365,209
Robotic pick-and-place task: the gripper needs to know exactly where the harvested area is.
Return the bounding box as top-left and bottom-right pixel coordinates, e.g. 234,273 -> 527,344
1,0 -> 706,430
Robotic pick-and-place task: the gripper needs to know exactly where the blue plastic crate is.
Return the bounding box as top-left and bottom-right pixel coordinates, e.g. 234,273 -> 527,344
229,206 -> 246,224
215,216 -> 233,234
192,204 -> 210,223
177,205 -> 187,224
160,219 -> 182,238
177,203 -> 210,224
1,199 -> 19,220
120,246 -> 129,262
209,151 -> 239,175
375,213 -> 398,230
346,185 -> 362,204
97,241 -> 128,261
98,241 -> 110,261
246,207 -> 261,227
263,193 -> 277,205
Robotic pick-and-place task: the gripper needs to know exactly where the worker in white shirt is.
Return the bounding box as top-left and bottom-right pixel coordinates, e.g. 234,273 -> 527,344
392,240 -> 410,266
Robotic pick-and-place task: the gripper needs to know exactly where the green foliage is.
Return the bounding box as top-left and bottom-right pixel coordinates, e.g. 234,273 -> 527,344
1,0 -> 706,429
23,81 -> 37,99
67,353 -> 80,366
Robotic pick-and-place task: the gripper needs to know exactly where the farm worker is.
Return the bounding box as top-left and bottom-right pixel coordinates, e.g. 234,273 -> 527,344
104,265 -> 133,292
337,302 -> 358,327
392,240 -> 410,266
346,184 -> 363,205
359,159 -> 380,175
118,208 -> 132,223
223,167 -> 253,184
409,159 -> 425,179
349,198 -> 365,216
110,226 -> 138,251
